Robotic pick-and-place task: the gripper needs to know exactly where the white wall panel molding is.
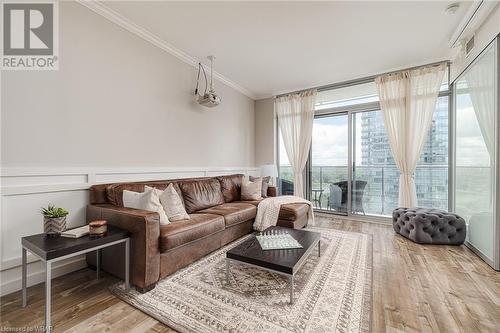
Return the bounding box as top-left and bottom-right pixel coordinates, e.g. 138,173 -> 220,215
0,166 -> 259,296
1,166 -> 259,177
1,166 -> 259,195
2,184 -> 91,196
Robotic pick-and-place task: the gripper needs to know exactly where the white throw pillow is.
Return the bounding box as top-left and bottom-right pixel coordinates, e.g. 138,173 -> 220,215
122,187 -> 170,225
145,185 -> 190,222
241,177 -> 263,201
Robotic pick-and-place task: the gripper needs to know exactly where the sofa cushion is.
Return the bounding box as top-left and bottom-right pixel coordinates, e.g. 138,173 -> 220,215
250,176 -> 271,198
199,203 -> 257,227
239,199 -> 263,206
180,178 -> 225,213
122,187 -> 170,225
277,213 -> 308,229
241,178 -> 262,200
159,213 -> 224,252
146,185 -> 190,222
106,181 -> 183,207
239,200 -> 308,222
217,174 -> 244,202
279,203 -> 310,221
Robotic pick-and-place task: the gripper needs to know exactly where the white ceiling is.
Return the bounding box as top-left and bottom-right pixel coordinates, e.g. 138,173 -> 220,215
102,1 -> 471,99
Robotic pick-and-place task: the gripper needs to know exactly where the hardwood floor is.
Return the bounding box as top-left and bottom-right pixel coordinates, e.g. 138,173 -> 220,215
1,216 -> 499,332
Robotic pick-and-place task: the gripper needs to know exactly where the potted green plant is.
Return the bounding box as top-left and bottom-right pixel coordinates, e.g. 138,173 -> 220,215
41,205 -> 69,238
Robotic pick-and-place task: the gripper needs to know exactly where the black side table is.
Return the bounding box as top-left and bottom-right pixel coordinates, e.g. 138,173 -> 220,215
21,225 -> 130,332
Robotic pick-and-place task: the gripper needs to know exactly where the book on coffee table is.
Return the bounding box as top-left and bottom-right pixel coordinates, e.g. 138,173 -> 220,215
61,225 -> 89,238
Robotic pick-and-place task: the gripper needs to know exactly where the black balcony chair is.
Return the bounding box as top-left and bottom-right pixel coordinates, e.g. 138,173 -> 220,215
327,183 -> 343,212
327,180 -> 367,214
279,179 -> 294,195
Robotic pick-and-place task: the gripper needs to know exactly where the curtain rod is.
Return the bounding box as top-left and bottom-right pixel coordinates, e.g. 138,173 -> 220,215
275,60 -> 450,98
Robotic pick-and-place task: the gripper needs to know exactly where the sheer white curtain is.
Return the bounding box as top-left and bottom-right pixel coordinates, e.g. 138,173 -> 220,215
464,45 -> 496,212
275,90 -> 317,198
464,49 -> 495,158
375,64 -> 445,207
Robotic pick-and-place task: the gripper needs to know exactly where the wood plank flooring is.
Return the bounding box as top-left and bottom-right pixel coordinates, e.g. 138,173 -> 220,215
1,216 -> 499,332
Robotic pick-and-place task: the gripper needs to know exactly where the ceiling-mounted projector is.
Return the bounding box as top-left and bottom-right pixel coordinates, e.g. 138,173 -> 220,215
197,91 -> 221,107
194,55 -> 221,108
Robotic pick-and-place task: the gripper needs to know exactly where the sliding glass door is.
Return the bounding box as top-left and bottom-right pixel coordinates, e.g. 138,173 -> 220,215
310,114 -> 348,213
454,40 -> 497,266
305,78 -> 449,217
310,108 -> 400,216
278,68 -> 450,218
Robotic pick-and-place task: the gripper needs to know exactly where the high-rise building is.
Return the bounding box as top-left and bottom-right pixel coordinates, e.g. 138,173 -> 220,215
360,97 -> 449,215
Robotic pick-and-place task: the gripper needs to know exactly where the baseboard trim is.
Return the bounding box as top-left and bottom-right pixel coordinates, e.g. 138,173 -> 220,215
0,256 -> 87,297
314,211 -> 392,225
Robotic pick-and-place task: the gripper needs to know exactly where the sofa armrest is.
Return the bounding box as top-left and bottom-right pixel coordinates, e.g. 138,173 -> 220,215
86,204 -> 160,289
267,186 -> 277,197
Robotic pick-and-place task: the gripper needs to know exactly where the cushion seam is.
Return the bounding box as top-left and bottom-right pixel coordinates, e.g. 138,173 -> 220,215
161,228 -> 225,252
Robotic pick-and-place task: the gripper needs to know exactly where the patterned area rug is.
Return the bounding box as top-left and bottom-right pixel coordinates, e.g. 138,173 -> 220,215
111,226 -> 372,333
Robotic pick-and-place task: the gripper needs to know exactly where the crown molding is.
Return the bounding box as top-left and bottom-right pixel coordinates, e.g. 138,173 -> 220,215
76,0 -> 256,99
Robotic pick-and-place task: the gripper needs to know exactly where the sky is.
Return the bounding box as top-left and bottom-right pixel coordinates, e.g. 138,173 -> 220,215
311,116 -> 351,166
279,114 -> 365,167
455,93 -> 491,167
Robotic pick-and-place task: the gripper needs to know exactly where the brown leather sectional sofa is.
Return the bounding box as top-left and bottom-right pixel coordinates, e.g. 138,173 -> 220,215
86,174 -> 309,292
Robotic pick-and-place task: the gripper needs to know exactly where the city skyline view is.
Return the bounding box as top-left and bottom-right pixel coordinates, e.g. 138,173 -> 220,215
279,88 -> 491,216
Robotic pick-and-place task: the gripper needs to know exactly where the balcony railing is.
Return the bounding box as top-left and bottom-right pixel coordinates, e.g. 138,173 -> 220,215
279,164 -> 451,216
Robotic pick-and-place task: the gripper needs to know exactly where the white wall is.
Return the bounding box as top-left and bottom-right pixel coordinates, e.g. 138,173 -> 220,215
450,3 -> 500,82
0,2 -> 256,296
2,1 -> 255,168
254,98 -> 276,166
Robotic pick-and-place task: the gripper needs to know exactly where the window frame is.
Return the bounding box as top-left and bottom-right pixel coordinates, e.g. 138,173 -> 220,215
276,65 -> 452,221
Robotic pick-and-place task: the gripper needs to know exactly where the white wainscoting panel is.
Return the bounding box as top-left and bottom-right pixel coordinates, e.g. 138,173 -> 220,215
0,166 -> 259,296
94,170 -> 206,184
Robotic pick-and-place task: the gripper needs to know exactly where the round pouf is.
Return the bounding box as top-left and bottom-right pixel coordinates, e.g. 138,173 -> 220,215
392,208 -> 466,245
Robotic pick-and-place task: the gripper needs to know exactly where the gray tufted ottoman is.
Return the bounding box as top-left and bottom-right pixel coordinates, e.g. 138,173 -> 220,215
392,208 -> 466,245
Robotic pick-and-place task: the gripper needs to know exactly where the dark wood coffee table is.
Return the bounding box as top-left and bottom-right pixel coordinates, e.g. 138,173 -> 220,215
226,226 -> 321,304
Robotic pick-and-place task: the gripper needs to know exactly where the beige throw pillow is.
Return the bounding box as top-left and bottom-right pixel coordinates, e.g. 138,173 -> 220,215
146,185 -> 190,222
241,177 -> 263,201
122,187 -> 170,225
250,175 -> 271,198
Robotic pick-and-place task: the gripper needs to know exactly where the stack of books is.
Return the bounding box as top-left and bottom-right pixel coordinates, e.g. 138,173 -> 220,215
61,225 -> 89,238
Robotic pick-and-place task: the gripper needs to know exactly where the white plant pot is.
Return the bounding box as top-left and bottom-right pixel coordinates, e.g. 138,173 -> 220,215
43,216 -> 67,237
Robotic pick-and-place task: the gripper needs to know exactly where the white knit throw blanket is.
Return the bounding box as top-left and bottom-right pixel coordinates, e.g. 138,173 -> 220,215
253,195 -> 314,231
